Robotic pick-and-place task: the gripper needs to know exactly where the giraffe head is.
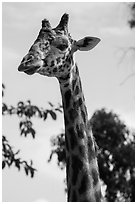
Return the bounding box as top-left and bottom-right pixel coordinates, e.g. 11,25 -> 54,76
18,13 -> 100,78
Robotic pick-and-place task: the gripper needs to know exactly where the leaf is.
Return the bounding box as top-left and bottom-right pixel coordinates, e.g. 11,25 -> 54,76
24,130 -> 28,137
30,160 -> 33,165
20,129 -> 24,136
24,166 -> 29,175
30,128 -> 36,139
30,168 -> 34,178
15,150 -> 20,155
49,110 -> 57,120
2,84 -> 5,89
43,111 -> 48,120
19,121 -> 24,129
2,161 -> 6,169
27,100 -> 31,105
48,102 -> 54,107
24,106 -> 33,118
33,106 -> 42,117
17,101 -> 24,107
38,110 -> 43,118
2,135 -> 7,142
55,108 -> 63,113
26,120 -> 32,128
15,159 -> 20,170
2,103 -> 7,113
48,151 -> 54,163
9,106 -> 15,115
17,110 -> 23,117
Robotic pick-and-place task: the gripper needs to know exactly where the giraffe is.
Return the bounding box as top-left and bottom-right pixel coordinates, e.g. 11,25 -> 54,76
18,13 -> 102,202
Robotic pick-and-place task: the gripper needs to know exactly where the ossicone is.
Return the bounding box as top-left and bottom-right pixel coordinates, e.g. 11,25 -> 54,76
42,19 -> 52,29
55,13 -> 69,31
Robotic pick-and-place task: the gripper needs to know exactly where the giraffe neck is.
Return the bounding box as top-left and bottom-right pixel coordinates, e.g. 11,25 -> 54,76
59,63 -> 101,202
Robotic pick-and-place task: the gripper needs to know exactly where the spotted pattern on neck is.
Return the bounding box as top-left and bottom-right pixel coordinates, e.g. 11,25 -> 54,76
59,64 -> 101,201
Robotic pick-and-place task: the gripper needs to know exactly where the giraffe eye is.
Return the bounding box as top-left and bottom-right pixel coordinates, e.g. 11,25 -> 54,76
56,44 -> 68,51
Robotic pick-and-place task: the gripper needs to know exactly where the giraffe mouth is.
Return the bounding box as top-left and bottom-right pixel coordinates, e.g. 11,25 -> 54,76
24,68 -> 36,75
18,64 -> 40,75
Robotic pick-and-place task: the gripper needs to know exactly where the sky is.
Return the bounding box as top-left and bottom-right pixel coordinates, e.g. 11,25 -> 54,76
2,2 -> 135,202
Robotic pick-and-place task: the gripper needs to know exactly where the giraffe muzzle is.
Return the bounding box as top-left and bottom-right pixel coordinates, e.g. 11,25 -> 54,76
18,63 -> 41,75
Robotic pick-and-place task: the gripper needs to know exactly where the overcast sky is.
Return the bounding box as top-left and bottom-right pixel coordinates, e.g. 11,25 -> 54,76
2,2 -> 135,202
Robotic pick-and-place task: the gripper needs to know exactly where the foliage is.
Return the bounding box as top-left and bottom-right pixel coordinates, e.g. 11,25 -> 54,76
48,133 -> 66,170
2,84 -> 62,177
90,109 -> 135,201
2,135 -> 36,177
2,100 -> 62,138
128,3 -> 135,29
117,2 -> 135,86
49,108 -> 135,202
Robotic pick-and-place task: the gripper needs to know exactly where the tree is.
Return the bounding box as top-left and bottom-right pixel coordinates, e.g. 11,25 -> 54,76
90,109 -> 135,201
48,108 -> 135,201
118,2 -> 135,85
128,2 -> 135,29
2,83 -> 62,177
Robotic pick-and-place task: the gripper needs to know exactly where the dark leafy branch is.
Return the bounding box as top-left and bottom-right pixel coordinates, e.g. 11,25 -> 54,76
116,3 -> 135,85
128,3 -> 135,29
2,99 -> 62,139
48,133 -> 66,170
2,135 -> 36,177
2,100 -> 62,120
2,84 -> 63,177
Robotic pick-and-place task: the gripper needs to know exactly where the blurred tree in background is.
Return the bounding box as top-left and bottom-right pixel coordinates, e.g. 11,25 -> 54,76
127,2 -> 135,29
90,109 -> 135,201
48,109 -> 135,202
118,2 -> 135,85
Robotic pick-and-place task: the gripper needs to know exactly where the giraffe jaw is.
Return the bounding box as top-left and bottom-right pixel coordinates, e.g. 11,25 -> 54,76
24,68 -> 37,75
18,64 -> 41,75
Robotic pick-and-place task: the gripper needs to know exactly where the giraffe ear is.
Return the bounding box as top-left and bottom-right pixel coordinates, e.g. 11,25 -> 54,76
73,37 -> 101,52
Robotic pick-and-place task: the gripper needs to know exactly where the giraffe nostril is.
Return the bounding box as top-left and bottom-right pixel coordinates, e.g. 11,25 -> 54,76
26,55 -> 34,62
21,55 -> 34,63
